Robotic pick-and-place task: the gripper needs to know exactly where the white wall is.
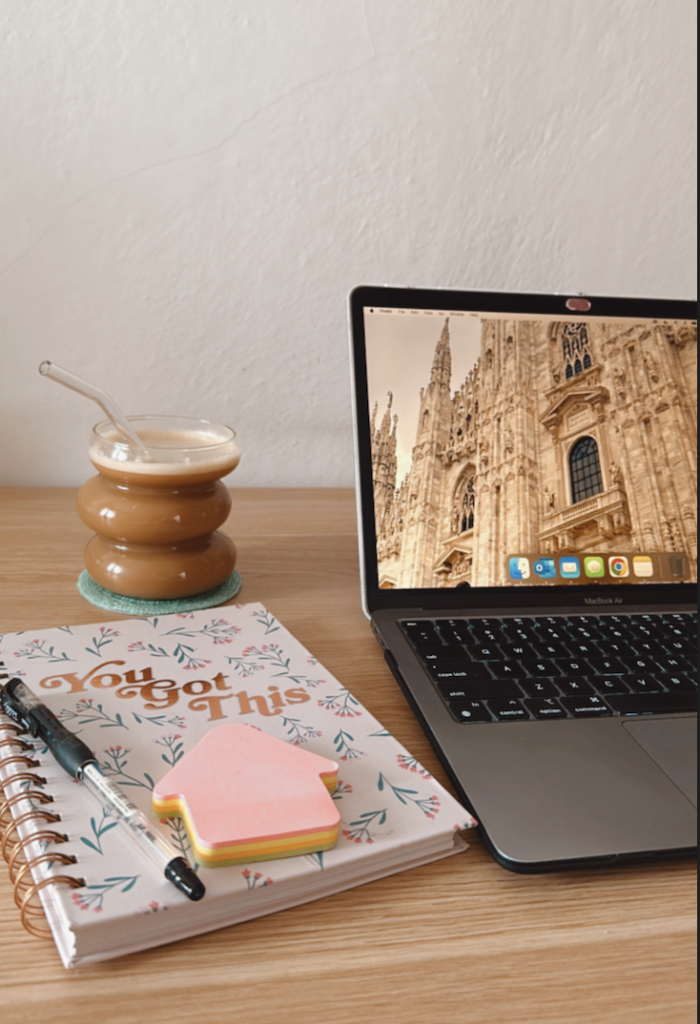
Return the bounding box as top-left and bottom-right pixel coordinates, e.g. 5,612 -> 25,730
0,0 -> 696,487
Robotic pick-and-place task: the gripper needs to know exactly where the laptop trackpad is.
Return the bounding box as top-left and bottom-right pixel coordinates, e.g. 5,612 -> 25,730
623,717 -> 697,807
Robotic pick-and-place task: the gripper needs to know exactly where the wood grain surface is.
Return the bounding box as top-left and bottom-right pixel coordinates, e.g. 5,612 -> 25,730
0,488 -> 696,1024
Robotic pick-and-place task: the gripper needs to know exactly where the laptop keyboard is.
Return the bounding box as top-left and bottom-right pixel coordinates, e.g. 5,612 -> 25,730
400,612 -> 697,723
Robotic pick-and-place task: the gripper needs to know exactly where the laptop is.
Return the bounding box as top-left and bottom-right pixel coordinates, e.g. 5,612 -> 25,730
348,285 -> 697,872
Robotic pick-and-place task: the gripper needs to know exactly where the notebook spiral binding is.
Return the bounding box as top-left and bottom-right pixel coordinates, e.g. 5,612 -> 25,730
0,664 -> 85,939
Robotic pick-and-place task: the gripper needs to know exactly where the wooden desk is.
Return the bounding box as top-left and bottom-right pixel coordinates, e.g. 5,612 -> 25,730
0,488 -> 696,1024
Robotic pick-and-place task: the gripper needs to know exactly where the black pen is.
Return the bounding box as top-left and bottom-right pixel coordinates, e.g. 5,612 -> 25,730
1,678 -> 205,901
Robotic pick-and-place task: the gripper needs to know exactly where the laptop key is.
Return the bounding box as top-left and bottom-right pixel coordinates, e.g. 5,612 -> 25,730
535,641 -> 570,659
519,678 -> 560,698
619,654 -> 663,674
660,672 -> 697,692
472,618 -> 506,631
487,699 -> 530,721
500,642 -> 537,659
469,644 -> 504,661
660,616 -> 696,638
627,616 -> 665,641
537,616 -> 566,627
507,616 -> 537,629
607,692 -> 697,715
621,673 -> 666,694
525,698 -> 568,719
566,640 -> 603,658
664,654 -> 695,673
535,625 -> 569,643
627,639 -> 668,658
559,695 -> 612,717
426,663 -> 493,682
569,615 -> 602,628
500,624 -> 540,644
595,676 -> 632,695
570,626 -> 605,642
598,624 -> 635,643
402,622 -> 442,646
595,640 -> 628,658
449,700 -> 493,724
435,619 -> 472,644
417,644 -> 467,664
521,659 -> 562,677
488,660 -> 529,678
666,637 -> 698,656
586,656 -> 626,674
437,678 -> 523,701
558,658 -> 591,675
556,676 -> 596,696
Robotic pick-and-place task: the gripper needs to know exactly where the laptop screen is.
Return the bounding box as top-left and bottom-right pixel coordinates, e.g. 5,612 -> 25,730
358,294 -> 697,598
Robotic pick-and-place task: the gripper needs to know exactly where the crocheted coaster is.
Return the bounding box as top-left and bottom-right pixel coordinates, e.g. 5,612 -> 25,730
77,570 -> 243,616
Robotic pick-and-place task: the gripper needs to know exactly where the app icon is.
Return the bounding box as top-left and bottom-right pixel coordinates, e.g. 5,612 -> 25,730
509,557 -> 530,580
633,555 -> 654,578
533,557 -> 557,579
584,556 -> 606,579
560,557 -> 581,579
609,556 -> 629,578
668,555 -> 686,578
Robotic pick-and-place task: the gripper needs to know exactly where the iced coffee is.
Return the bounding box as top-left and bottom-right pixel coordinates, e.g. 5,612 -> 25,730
77,416 -> 241,600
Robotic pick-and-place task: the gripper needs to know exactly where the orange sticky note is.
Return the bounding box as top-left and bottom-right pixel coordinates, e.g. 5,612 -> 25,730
152,724 -> 340,866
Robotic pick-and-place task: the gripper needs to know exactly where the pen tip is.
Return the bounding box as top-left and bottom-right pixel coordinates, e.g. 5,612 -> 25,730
165,857 -> 206,901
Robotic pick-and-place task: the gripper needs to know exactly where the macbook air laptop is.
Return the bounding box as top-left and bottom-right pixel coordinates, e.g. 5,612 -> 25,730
348,285 -> 697,872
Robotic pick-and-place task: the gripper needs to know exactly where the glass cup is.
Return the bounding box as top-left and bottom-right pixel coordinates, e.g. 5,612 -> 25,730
77,416 -> 241,600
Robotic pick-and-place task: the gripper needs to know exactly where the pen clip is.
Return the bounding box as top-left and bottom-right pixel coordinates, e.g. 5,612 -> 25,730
0,680 -> 40,736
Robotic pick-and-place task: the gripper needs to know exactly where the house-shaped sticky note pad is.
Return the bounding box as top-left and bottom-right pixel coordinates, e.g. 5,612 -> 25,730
152,724 -> 340,867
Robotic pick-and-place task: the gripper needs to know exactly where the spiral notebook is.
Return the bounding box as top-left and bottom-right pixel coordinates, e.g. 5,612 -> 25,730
0,603 -> 474,968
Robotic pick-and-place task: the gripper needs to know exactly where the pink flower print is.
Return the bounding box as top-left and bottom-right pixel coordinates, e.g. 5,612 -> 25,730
396,754 -> 432,778
243,869 -> 274,889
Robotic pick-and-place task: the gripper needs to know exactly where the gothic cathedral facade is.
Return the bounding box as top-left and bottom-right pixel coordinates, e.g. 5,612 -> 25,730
371,317 -> 697,589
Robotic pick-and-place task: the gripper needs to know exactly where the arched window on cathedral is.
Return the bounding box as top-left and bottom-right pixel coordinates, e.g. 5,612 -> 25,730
562,323 -> 592,380
569,436 -> 603,504
460,477 -> 476,532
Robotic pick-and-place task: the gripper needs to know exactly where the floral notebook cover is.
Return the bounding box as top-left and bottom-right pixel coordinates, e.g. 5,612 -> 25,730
0,604 -> 475,968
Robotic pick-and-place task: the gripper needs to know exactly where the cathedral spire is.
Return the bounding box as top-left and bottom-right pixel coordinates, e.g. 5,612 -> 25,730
430,318 -> 452,388
371,392 -> 398,529
380,391 -> 394,434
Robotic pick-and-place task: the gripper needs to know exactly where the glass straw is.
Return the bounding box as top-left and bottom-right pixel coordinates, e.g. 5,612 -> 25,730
39,361 -> 146,451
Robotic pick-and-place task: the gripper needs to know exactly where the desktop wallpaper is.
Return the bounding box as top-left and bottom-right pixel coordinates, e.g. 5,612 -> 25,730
366,309 -> 698,590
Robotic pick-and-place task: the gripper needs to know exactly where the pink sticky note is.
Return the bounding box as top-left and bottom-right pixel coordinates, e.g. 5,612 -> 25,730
152,724 -> 340,865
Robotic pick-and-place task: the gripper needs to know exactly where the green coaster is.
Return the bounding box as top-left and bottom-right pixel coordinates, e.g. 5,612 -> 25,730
78,570 -> 243,616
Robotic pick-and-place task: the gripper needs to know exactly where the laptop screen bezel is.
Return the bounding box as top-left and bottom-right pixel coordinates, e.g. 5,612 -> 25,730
349,285 -> 698,615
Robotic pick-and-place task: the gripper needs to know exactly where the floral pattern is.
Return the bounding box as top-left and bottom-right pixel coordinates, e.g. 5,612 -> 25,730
0,603 -> 474,955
